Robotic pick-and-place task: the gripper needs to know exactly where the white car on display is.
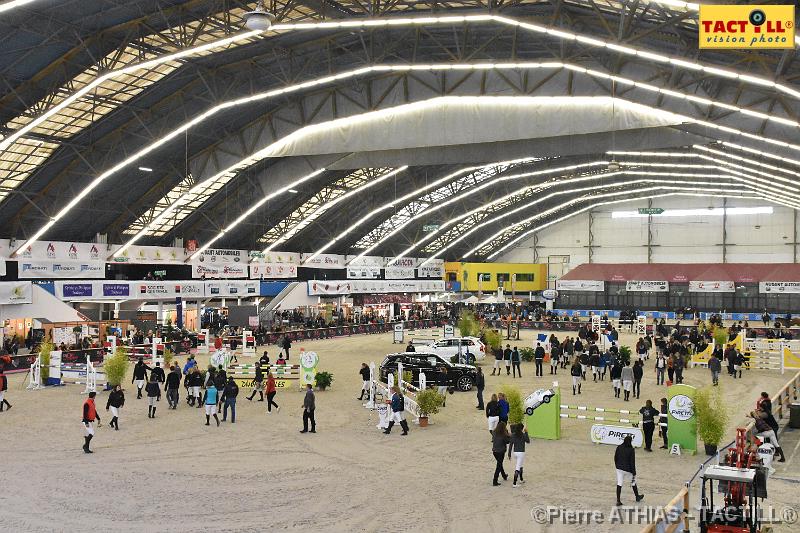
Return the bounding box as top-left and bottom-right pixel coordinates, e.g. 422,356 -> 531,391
424,336 -> 486,363
524,388 -> 556,416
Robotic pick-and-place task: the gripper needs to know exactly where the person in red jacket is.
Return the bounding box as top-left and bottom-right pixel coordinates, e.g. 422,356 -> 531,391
214,336 -> 223,351
0,369 -> 11,412
82,391 -> 101,453
264,370 -> 279,413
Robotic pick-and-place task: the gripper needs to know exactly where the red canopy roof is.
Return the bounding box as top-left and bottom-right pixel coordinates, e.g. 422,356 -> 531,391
560,263 -> 800,283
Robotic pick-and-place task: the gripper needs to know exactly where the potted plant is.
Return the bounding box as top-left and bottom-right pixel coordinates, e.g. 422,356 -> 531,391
416,388 -> 444,427
501,384 -> 525,425
695,385 -> 729,455
457,311 -> 480,337
39,340 -> 53,384
519,347 -> 535,362
314,371 -> 334,391
618,345 -> 632,365
104,346 -> 129,387
482,328 -> 502,353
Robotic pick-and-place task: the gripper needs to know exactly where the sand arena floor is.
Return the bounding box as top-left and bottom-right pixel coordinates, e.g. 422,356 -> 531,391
1,328 -> 798,532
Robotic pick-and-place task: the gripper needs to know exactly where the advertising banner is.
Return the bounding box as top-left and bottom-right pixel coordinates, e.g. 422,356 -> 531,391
346,267 -> 381,279
18,261 -> 105,279
307,280 -> 445,295
0,281 -> 33,304
555,279 -> 604,292
625,280 -> 669,292
590,424 -> 644,448
249,263 -> 297,279
206,281 -> 259,297
384,266 -> 415,279
192,263 -> 247,279
249,250 -> 300,265
667,384 -> 697,455
192,248 -> 247,264
13,241 -> 104,262
109,244 -> 186,264
759,281 -> 800,294
61,283 -> 94,298
300,253 -> 345,269
418,260 -> 444,278
688,280 -> 735,293
699,4 -> 795,50
385,257 -> 418,268
102,283 -> 130,297
345,255 -> 384,267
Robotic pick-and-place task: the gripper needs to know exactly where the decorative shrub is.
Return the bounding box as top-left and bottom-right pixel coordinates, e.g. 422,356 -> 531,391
39,340 -> 53,381
458,311 -> 480,338
712,326 -> 729,349
416,388 -> 444,416
695,385 -> 729,446
104,346 -> 129,387
402,370 -> 413,387
618,345 -> 632,365
314,371 -> 334,390
483,329 -> 502,351
501,384 -> 525,425
519,347 -> 536,362
163,348 -> 174,367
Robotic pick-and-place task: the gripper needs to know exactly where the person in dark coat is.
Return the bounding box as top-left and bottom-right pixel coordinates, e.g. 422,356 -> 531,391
221,376 -> 239,423
165,365 -> 181,409
300,383 -> 316,433
105,384 -> 124,430
491,421 -> 510,486
357,363 -> 371,401
282,336 -> 291,359
145,375 -> 161,418
534,343 -> 545,377
638,400 -> 659,452
632,360 -> 644,399
658,397 -> 669,449
131,357 -> 151,399
614,435 -> 644,505
475,367 -> 485,410
0,369 -> 10,412
485,393 -> 500,434
247,363 -> 265,401
708,353 -> 722,386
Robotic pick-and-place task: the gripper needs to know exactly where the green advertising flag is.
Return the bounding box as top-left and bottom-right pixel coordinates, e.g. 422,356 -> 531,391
527,387 -> 561,440
667,384 -> 697,455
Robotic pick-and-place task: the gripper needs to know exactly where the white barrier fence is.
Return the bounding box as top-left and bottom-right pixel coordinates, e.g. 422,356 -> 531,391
26,354 -> 105,394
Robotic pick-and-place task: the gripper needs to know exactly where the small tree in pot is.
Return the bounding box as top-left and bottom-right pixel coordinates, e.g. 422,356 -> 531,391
416,389 -> 444,427
314,371 -> 334,391
695,385 -> 729,455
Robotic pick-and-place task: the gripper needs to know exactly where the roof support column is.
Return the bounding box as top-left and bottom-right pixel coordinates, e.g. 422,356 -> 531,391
722,197 -> 728,264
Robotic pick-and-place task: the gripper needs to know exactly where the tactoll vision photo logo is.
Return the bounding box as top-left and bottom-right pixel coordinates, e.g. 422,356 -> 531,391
699,4 -> 795,49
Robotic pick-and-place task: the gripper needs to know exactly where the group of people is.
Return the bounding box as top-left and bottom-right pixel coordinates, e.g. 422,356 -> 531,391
77,348 -> 320,453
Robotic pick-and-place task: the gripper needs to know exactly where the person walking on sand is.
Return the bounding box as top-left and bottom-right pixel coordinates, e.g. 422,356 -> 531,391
264,370 -> 280,413
165,365 -> 181,409
132,357 -> 151,399
571,357 -> 583,395
485,393 -> 500,435
357,363 -> 371,401
614,435 -> 644,505
621,362 -> 634,402
384,386 -> 409,436
632,360 -> 643,400
105,384 -> 124,430
611,360 -> 623,399
221,376 -> 239,423
82,391 -> 101,453
202,383 -> 221,426
511,347 -> 522,378
146,374 -> 161,418
508,424 -> 530,487
534,343 -> 545,377
708,352 -> 722,386
492,347 -> 503,376
497,392 -> 509,424
658,398 -> 669,449
503,344 -> 512,375
188,367 -> 203,408
247,362 -> 265,401
475,367 -> 485,410
300,383 -> 316,433
0,368 -> 10,412
638,400 -> 659,452
491,421 -> 510,486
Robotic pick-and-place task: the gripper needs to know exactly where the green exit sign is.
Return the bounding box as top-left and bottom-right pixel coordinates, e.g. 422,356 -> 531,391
638,208 -> 664,215
423,224 -> 440,232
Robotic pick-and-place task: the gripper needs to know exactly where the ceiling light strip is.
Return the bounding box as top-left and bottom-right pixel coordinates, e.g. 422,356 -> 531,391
263,166 -> 407,252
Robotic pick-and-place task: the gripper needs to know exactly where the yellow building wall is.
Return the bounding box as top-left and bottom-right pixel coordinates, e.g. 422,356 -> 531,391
444,262 -> 547,292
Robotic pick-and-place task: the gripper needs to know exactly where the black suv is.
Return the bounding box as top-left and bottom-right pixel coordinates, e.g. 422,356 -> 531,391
379,352 -> 478,392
